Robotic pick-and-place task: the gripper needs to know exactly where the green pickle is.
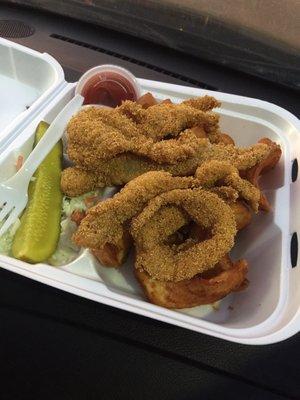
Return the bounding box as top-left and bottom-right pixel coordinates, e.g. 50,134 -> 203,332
12,121 -> 63,263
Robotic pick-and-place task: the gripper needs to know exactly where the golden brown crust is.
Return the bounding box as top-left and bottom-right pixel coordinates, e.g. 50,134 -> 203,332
195,160 -> 261,212
131,189 -> 237,282
243,138 -> 282,211
61,167 -> 101,197
65,95 -> 222,175
68,111 -> 210,166
66,101 -> 220,167
118,97 -> 220,141
72,163 -> 259,269
61,142 -> 271,197
60,94 -> 282,310
73,171 -> 195,251
62,94 -> 276,198
182,95 -> 221,113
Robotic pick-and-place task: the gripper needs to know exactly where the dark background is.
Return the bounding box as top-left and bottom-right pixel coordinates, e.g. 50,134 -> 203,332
2,0 -> 300,90
0,2 -> 299,399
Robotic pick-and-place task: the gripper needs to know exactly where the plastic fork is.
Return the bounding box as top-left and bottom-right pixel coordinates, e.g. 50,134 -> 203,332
0,94 -> 84,236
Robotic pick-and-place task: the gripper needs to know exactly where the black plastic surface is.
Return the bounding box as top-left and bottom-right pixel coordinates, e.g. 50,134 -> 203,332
291,233 -> 298,268
292,159 -> 298,183
0,268 -> 299,400
0,19 -> 35,37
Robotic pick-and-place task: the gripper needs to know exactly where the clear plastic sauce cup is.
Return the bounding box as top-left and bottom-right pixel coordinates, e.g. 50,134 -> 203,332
75,65 -> 142,107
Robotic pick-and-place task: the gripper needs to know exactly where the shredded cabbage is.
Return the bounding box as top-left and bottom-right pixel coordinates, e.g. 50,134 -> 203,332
62,190 -> 103,217
48,189 -> 103,266
48,218 -> 79,266
0,219 -> 21,256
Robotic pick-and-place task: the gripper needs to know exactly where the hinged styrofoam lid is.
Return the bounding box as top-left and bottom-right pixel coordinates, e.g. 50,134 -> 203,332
0,38 -> 66,152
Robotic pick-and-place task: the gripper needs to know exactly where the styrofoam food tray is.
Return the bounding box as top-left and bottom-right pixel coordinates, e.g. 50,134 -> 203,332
0,38 -> 65,152
0,78 -> 299,345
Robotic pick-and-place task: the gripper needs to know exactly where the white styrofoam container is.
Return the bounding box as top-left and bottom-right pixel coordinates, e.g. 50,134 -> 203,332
0,40 -> 299,344
0,37 -> 65,152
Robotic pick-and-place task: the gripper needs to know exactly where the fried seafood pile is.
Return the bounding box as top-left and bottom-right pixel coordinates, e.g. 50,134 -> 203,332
61,94 -> 275,198
62,93 -> 281,309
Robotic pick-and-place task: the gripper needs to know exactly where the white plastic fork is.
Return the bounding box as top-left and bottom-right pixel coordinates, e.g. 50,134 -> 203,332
0,94 -> 84,236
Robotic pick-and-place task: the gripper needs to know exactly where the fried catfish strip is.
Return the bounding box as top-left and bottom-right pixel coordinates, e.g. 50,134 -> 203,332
117,98 -> 220,142
195,160 -> 261,212
243,138 -> 282,211
182,96 -> 221,113
134,203 -> 247,307
131,189 -> 237,282
67,108 -> 210,165
73,172 -> 195,265
61,142 -> 271,196
73,166 -> 257,268
66,104 -> 220,167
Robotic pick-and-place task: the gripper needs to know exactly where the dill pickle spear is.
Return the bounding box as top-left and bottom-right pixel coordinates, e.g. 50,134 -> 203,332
12,121 -> 63,263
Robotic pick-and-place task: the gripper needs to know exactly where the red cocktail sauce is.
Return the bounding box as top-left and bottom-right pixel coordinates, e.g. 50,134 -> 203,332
81,72 -> 137,107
